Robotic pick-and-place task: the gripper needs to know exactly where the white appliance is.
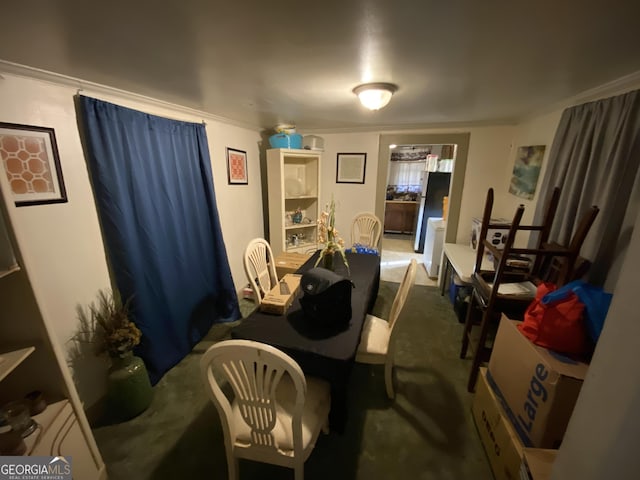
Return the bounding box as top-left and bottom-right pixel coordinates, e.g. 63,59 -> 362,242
470,217 -> 510,250
414,171 -> 451,253
423,217 -> 446,278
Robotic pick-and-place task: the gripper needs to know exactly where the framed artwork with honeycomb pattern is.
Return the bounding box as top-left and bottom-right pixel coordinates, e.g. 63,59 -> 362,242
226,147 -> 248,185
0,122 -> 67,206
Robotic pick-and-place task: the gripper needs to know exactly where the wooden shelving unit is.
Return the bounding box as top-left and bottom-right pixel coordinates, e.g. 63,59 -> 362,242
0,346 -> 35,382
267,148 -> 321,256
0,190 -> 106,478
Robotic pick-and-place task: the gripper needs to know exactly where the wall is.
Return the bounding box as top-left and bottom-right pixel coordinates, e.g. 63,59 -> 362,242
454,126 -> 517,243
317,126 -> 517,247
501,81 -> 640,478
315,133 -> 380,247
494,110 -> 563,246
0,72 -> 263,408
551,204 -> 640,480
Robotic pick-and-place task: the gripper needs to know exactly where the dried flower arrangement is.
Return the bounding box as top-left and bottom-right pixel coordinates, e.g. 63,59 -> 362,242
316,197 -> 349,271
76,289 -> 142,358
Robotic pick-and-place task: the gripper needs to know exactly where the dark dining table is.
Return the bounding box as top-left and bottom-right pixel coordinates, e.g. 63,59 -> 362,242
231,250 -> 380,432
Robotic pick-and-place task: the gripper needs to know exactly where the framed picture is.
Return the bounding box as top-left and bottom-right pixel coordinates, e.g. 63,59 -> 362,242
0,122 -> 67,206
226,147 -> 248,185
508,145 -> 546,200
336,153 -> 367,184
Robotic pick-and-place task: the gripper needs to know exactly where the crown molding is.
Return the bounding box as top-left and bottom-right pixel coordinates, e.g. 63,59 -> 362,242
300,118 -> 519,135
0,59 -> 261,131
520,70 -> 640,122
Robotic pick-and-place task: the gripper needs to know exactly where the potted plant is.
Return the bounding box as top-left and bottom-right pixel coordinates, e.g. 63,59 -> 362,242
316,197 -> 349,272
77,289 -> 153,421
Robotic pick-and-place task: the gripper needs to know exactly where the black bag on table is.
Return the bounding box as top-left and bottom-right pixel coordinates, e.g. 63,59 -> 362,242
299,268 -> 354,326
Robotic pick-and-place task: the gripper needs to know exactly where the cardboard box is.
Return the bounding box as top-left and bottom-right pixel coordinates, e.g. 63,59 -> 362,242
473,367 -> 525,480
273,252 -> 311,278
519,448 -> 557,480
488,317 -> 589,449
471,217 -> 510,250
260,274 -> 301,314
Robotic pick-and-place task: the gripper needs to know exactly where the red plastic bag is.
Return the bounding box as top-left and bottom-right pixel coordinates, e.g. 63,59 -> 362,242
518,282 -> 590,356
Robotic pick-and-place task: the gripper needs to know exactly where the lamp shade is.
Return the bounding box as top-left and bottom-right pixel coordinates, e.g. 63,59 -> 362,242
353,83 -> 398,110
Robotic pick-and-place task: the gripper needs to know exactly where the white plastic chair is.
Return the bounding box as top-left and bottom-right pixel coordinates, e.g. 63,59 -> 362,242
355,259 -> 417,399
201,340 -> 331,480
351,212 -> 382,249
243,238 -> 278,304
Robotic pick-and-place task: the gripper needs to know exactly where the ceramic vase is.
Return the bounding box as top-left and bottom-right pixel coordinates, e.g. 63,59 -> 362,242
107,351 -> 153,421
322,251 -> 334,271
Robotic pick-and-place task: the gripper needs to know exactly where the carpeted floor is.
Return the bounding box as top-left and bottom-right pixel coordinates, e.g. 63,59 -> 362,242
92,282 -> 493,479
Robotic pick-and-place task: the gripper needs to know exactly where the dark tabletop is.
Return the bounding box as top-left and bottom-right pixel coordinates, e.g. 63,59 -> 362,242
232,251 -> 380,360
231,251 -> 380,431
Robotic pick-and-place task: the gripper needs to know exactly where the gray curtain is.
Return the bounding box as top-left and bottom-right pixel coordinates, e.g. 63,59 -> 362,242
532,89 -> 640,288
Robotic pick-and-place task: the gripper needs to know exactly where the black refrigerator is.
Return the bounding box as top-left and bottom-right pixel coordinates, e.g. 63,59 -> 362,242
413,171 -> 451,253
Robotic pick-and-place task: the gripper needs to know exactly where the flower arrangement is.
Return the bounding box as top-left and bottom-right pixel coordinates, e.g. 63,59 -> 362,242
76,289 -> 142,358
316,197 -> 349,271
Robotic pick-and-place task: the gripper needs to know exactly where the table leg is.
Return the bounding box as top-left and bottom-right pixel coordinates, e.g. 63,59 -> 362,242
439,254 -> 451,296
329,384 -> 347,434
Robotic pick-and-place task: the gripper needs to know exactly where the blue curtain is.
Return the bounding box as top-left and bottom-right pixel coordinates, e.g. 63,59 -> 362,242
79,96 -> 240,383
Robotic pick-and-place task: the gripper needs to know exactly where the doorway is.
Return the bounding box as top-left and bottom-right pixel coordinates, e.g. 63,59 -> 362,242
376,133 -> 470,286
383,144 -> 455,250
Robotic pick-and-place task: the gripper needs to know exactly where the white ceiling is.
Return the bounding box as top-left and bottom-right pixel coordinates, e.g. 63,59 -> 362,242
1,1 -> 640,131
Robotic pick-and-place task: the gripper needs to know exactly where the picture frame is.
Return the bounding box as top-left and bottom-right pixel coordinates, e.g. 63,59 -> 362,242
0,122 -> 68,206
226,147 -> 248,185
508,145 -> 546,200
336,153 -> 367,184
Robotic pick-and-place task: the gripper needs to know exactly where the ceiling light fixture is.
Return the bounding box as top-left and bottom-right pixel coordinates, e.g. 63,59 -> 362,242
353,83 -> 398,110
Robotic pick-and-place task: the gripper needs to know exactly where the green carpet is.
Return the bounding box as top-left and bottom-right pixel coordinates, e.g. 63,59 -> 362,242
93,283 -> 493,479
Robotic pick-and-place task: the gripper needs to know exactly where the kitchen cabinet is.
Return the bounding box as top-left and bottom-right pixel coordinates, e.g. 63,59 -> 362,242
384,201 -> 418,234
267,148 -> 321,255
0,196 -> 105,478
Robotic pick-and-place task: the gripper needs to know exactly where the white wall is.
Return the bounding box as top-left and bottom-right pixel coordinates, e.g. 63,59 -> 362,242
551,204 -> 640,480
0,72 -> 263,408
316,133 -> 380,247
493,110 -> 563,246
455,126 -> 517,244
316,127 -> 518,247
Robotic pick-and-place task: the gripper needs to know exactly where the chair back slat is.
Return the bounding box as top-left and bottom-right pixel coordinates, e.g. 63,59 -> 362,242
388,259 -> 417,331
202,340 -> 306,451
351,213 -> 382,248
244,238 -> 278,304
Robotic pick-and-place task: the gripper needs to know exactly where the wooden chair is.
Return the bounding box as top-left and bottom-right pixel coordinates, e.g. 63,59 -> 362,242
356,259 -> 417,398
531,206 -> 599,286
201,339 -> 331,480
351,212 -> 382,249
243,238 -> 278,305
460,188 -> 599,392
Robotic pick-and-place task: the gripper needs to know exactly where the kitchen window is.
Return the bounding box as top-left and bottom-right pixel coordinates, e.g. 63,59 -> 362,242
388,160 -> 425,189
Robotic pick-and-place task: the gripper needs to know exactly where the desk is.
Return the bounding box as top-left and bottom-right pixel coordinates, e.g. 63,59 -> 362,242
232,251 -> 380,432
439,243 -> 493,295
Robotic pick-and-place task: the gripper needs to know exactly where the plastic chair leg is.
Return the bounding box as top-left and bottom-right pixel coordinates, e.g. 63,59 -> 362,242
384,359 -> 395,399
